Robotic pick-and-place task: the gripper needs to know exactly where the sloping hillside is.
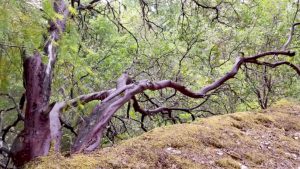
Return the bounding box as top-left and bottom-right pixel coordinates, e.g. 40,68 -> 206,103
27,101 -> 300,169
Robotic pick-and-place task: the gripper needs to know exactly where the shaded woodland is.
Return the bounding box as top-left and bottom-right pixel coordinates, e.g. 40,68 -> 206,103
0,0 -> 300,167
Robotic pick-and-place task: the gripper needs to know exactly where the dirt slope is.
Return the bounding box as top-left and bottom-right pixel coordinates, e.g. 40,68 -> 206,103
27,101 -> 300,169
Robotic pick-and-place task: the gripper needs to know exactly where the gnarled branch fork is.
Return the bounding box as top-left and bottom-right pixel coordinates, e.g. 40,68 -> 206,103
69,50 -> 297,153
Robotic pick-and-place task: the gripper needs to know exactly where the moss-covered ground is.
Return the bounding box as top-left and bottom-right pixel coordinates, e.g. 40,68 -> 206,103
27,100 -> 300,169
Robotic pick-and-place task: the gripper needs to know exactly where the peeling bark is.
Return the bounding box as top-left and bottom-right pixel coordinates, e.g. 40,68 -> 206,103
71,74 -> 131,153
10,0 -> 69,167
71,50 -> 297,153
11,53 -> 51,167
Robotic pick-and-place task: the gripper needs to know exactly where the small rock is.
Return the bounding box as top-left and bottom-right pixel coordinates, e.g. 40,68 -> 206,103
285,152 -> 298,160
165,147 -> 181,155
216,150 -> 224,156
294,132 -> 300,137
293,132 -> 300,140
208,160 -> 214,164
240,164 -> 249,169
292,153 -> 298,159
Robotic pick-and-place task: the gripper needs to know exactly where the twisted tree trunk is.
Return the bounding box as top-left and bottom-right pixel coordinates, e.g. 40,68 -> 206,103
71,51 -> 298,153
10,0 -> 68,167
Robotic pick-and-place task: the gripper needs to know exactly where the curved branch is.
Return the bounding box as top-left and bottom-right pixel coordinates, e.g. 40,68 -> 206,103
248,61 -> 300,76
0,107 -> 16,115
66,89 -> 113,108
2,116 -> 22,142
0,147 -> 10,155
282,22 -> 300,50
71,49 -> 297,153
281,0 -> 300,50
0,93 -> 23,120
191,0 -> 227,25
59,117 -> 77,136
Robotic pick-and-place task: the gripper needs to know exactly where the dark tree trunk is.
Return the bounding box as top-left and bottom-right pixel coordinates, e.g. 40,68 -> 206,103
11,53 -> 52,167
10,0 -> 68,167
71,96 -> 121,153
71,74 -> 131,153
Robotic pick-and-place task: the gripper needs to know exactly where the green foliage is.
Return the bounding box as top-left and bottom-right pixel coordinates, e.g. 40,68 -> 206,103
0,55 -> 9,91
1,1 -> 300,163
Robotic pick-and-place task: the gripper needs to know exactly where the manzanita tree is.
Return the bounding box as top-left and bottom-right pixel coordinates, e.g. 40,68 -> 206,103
0,0 -> 299,167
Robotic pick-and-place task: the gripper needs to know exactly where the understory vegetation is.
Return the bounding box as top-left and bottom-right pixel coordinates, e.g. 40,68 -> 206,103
27,101 -> 300,169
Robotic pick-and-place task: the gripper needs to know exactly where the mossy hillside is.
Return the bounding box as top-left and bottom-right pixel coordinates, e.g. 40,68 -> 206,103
27,101 -> 300,169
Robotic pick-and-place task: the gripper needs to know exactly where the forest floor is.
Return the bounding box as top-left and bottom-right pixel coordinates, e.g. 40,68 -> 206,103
27,100 -> 300,169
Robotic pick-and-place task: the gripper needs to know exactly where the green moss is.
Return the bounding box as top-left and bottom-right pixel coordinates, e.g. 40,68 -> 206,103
273,98 -> 294,107
216,157 -> 240,169
26,101 -> 300,169
244,152 -> 265,165
254,114 -> 275,124
25,154 -> 99,169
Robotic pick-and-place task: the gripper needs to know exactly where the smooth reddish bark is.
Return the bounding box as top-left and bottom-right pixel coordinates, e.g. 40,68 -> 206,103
10,0 -> 68,167
11,53 -> 52,167
71,50 -> 297,153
